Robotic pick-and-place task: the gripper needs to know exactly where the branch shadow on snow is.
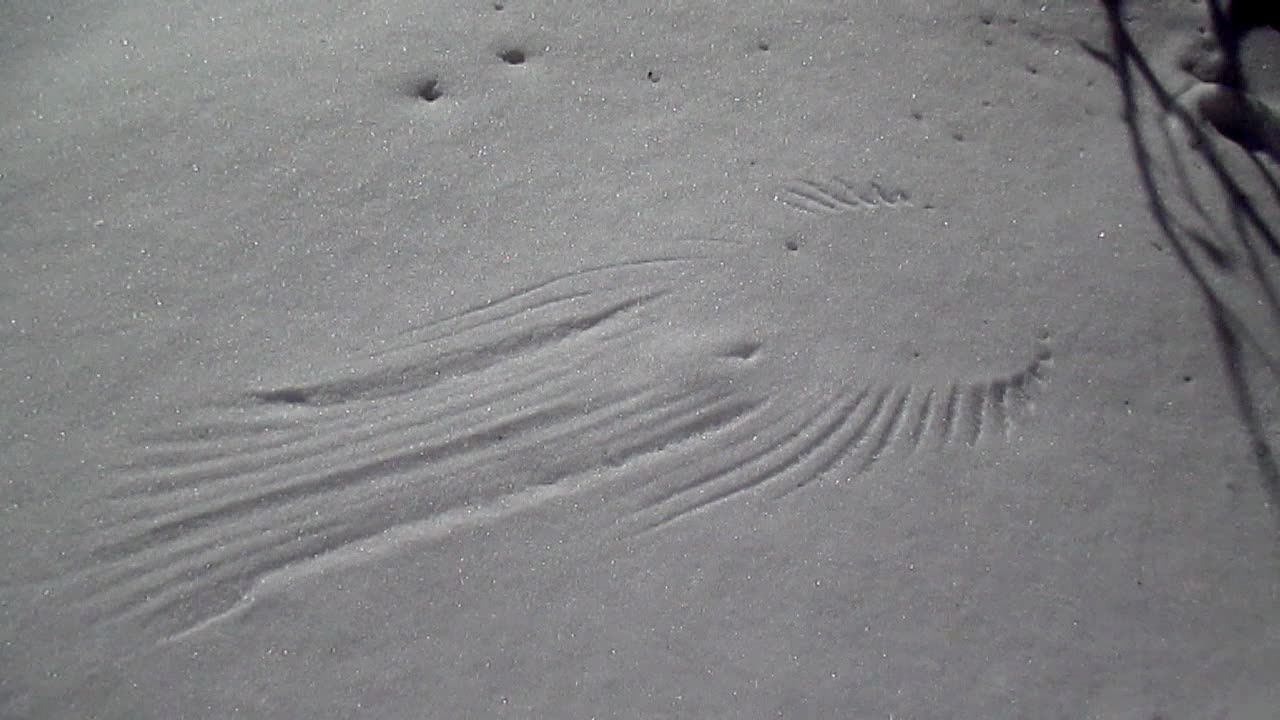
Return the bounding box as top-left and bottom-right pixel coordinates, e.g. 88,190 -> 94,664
1083,0 -> 1280,522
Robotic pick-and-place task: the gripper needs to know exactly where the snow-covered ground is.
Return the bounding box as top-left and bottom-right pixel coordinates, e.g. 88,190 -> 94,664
3,1 -> 1278,717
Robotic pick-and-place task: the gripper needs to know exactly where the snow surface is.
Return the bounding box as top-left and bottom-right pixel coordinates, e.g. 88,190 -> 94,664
2,1 -> 1278,717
